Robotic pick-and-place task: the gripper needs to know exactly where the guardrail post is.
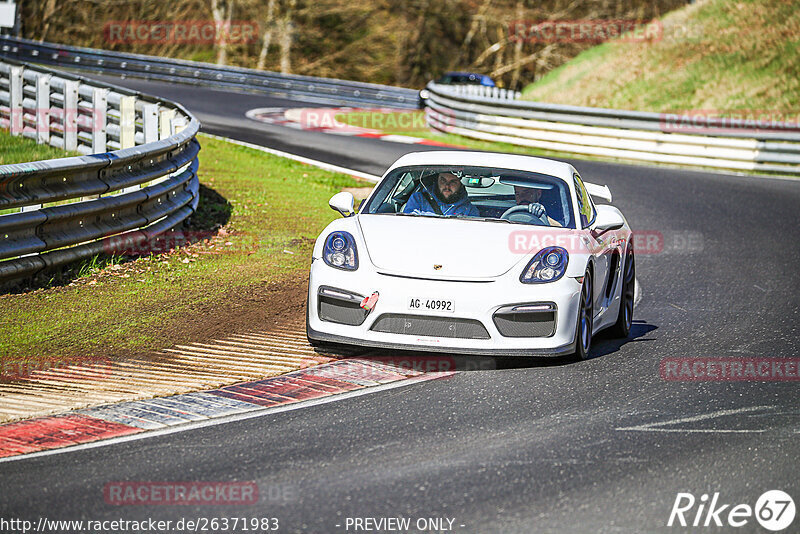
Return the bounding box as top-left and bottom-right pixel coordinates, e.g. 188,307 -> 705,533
119,95 -> 135,149
9,65 -> 23,135
143,103 -> 159,144
119,95 -> 137,193
92,87 -> 108,154
171,116 -> 188,134
63,80 -> 78,152
35,73 -> 51,145
159,109 -> 175,140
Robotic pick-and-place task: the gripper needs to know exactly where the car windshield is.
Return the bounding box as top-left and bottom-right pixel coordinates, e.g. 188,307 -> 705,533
438,73 -> 482,84
361,165 -> 575,229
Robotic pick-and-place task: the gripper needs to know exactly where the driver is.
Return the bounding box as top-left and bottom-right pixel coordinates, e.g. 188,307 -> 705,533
513,186 -> 562,226
403,171 -> 480,217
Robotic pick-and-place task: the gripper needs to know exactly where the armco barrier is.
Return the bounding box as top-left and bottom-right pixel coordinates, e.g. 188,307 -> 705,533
0,36 -> 419,109
0,59 -> 200,286
424,82 -> 800,175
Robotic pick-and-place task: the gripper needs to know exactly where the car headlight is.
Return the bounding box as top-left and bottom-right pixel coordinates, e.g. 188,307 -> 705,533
323,231 -> 358,271
520,246 -> 568,283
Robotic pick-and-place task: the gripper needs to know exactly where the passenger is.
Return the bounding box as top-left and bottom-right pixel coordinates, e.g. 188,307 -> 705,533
403,172 -> 480,217
513,186 -> 562,226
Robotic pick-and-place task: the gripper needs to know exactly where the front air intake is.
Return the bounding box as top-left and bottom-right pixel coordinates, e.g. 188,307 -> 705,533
318,286 -> 368,326
370,314 -> 490,340
493,303 -> 556,338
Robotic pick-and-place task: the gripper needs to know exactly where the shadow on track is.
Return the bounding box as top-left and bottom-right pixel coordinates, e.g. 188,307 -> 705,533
314,320 -> 657,372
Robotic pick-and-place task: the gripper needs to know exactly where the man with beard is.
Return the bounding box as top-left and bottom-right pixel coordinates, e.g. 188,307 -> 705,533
402,171 -> 480,217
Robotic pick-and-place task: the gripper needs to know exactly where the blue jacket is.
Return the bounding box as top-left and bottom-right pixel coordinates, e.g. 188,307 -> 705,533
403,190 -> 480,217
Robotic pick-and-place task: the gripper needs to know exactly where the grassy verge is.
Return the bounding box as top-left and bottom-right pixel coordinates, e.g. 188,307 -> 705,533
520,0 -> 799,114
0,134 -> 365,363
0,129 -> 80,165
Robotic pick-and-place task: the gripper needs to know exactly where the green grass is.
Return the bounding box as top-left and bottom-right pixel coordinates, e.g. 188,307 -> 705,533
520,0 -> 800,114
0,134 -> 364,363
0,129 -> 79,165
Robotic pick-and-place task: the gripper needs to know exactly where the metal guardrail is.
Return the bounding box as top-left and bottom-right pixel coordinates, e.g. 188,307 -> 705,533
0,59 -> 200,286
424,82 -> 800,175
0,36 -> 420,110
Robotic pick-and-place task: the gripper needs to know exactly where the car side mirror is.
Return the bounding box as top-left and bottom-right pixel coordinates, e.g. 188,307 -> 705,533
591,205 -> 624,236
329,191 -> 356,217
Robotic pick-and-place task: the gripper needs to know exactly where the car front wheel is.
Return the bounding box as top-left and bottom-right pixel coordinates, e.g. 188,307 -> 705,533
572,270 -> 593,360
609,244 -> 635,338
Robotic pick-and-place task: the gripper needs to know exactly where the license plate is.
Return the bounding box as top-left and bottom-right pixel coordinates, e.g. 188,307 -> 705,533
408,297 -> 454,313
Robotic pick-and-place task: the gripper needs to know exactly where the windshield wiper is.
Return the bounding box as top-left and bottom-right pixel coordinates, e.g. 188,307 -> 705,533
389,212 -> 432,217
450,216 -> 517,224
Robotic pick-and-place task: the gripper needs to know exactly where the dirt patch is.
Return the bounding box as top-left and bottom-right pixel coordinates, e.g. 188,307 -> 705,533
1,256 -> 310,367
110,274 -> 310,365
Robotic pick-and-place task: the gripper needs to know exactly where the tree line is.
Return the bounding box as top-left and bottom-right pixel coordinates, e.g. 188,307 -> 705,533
21,0 -> 687,89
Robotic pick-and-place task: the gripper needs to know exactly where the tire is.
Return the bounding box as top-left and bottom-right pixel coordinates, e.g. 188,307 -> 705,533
572,269 -> 593,360
608,245 -> 635,338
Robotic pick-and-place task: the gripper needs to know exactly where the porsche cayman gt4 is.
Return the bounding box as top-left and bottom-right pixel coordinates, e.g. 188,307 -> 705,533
307,151 -> 635,359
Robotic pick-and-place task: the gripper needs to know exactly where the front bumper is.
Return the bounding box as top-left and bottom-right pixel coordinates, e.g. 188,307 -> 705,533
307,260 -> 582,357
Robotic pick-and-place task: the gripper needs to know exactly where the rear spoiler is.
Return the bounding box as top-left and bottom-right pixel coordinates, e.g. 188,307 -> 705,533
584,182 -> 612,203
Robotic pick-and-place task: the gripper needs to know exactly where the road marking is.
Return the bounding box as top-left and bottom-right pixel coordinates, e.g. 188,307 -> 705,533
0,374 -> 451,464
616,405 -> 775,433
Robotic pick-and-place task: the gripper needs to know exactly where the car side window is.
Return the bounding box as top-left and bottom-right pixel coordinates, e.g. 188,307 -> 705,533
573,174 -> 596,228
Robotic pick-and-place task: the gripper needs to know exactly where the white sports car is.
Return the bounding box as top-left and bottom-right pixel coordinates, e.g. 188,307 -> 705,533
306,151 -> 635,359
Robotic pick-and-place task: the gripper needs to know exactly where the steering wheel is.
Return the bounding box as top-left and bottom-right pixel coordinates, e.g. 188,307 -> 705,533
500,204 -> 549,225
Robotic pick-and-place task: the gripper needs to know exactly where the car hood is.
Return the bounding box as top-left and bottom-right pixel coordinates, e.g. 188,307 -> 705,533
357,214 -> 574,279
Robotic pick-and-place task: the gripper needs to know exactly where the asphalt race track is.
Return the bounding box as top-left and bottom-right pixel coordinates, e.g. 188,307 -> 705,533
1,77 -> 798,533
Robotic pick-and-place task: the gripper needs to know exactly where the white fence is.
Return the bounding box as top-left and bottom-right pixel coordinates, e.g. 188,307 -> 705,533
0,59 -> 200,286
424,82 -> 800,175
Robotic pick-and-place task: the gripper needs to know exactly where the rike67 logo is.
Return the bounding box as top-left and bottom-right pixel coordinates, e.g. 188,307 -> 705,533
668,490 -> 795,531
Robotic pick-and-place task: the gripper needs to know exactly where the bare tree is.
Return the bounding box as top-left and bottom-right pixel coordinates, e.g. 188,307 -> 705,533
256,0 -> 277,70
278,0 -> 297,74
508,0 -> 524,90
210,0 -> 235,65
456,0 -> 492,65
39,0 -> 59,42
